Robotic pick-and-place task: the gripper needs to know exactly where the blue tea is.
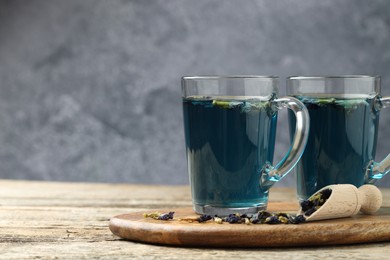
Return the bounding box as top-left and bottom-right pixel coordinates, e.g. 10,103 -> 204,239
183,97 -> 278,211
289,95 -> 380,200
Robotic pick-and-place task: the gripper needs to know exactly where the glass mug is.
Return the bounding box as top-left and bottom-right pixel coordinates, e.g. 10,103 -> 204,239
287,75 -> 390,201
182,76 -> 310,215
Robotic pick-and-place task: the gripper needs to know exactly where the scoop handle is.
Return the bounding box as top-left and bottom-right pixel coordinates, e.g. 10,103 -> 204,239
358,185 -> 383,214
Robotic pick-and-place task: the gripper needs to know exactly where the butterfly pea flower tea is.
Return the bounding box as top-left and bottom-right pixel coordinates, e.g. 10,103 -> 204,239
182,76 -> 310,216
287,76 -> 390,201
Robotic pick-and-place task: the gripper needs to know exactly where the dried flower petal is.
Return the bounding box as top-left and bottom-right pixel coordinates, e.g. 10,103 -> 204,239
198,214 -> 212,223
300,200 -> 313,212
225,213 -> 242,224
278,216 -> 289,224
264,215 -> 281,224
321,188 -> 332,200
292,215 -> 306,224
158,212 -> 175,220
257,210 -> 272,221
214,217 -> 223,224
143,210 -> 307,225
304,207 -> 317,216
250,215 -> 260,224
143,212 -> 162,220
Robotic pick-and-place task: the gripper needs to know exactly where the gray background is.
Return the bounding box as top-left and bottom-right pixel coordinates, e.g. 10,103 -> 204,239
0,0 -> 390,187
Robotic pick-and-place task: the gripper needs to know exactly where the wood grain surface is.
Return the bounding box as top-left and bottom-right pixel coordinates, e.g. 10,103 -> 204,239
1,180 -> 390,259
110,205 -> 390,247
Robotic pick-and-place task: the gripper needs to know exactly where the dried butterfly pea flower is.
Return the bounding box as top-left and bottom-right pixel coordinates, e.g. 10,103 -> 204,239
198,214 -> 212,223
304,207 -> 316,216
311,188 -> 332,205
257,210 -> 271,218
257,210 -> 272,222
213,216 -> 223,224
277,216 -> 290,224
240,214 -> 249,219
158,212 -> 175,220
144,210 -> 306,225
249,215 -> 260,224
143,212 -> 163,220
301,188 -> 333,217
225,213 -> 243,224
179,215 -> 213,223
320,188 -> 332,202
300,200 -> 314,212
264,215 -> 281,224
291,215 -> 306,224
143,211 -> 175,221
178,217 -> 197,223
276,212 -> 290,218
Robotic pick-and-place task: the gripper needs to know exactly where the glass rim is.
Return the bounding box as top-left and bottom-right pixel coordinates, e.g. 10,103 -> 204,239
182,75 -> 279,80
287,75 -> 380,80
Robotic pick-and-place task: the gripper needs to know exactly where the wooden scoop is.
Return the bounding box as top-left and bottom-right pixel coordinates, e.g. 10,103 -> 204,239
298,184 -> 383,222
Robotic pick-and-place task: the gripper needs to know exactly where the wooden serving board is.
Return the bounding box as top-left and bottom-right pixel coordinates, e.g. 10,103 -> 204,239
109,203 -> 390,247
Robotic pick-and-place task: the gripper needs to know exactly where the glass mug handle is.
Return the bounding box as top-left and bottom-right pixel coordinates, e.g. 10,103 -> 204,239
366,96 -> 390,184
260,97 -> 310,190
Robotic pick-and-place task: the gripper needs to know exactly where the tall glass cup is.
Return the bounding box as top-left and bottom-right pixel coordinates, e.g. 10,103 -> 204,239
182,76 -> 310,215
287,75 -> 390,201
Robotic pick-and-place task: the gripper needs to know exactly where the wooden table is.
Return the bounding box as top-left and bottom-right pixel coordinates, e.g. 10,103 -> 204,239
1,180 -> 390,259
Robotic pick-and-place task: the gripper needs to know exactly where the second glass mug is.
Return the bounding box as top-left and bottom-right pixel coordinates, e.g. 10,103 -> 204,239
287,75 -> 390,201
182,76 -> 310,215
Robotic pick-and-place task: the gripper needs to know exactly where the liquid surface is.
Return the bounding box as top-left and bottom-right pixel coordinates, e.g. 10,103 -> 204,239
183,97 -> 278,208
288,95 -> 379,200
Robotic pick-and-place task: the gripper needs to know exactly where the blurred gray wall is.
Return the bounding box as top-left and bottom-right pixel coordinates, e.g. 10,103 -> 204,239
0,0 -> 390,187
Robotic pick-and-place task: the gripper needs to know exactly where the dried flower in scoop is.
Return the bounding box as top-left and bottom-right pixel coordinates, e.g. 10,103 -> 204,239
320,188 -> 332,201
301,188 -> 333,217
304,207 -> 317,216
300,200 -> 314,212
